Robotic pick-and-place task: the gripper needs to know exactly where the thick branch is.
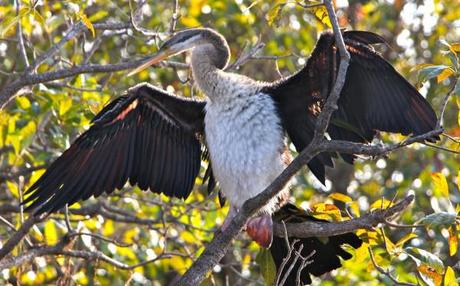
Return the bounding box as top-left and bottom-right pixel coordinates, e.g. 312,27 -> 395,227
273,195 -> 414,238
0,59 -> 187,108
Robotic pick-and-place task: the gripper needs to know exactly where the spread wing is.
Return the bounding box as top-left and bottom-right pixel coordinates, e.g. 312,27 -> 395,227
265,31 -> 437,183
24,83 -> 206,214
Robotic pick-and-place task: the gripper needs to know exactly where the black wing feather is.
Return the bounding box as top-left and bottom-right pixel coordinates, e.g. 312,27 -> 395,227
24,83 -> 206,214
265,30 -> 437,182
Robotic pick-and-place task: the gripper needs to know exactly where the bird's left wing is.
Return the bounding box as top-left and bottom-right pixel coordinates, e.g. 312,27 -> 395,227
24,83 -> 206,214
264,31 -> 437,183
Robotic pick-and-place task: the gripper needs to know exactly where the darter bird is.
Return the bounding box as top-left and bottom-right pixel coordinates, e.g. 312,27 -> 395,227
23,28 -> 437,284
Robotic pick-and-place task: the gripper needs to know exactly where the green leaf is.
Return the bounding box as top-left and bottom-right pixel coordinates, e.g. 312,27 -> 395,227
417,212 -> 457,228
256,248 -> 277,285
418,65 -> 451,83
405,247 -> 444,286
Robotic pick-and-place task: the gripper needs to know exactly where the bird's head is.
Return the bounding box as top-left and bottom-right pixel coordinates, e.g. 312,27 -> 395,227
129,28 -> 229,76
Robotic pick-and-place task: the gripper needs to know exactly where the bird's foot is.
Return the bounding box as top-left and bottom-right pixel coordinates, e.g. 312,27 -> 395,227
246,214 -> 273,248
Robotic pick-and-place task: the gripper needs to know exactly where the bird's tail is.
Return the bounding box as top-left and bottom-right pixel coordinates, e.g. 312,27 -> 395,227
270,203 -> 362,285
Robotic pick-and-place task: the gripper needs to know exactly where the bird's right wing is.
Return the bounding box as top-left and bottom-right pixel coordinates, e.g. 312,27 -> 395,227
24,83 -> 206,215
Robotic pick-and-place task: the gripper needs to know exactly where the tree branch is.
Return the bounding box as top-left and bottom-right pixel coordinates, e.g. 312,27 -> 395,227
0,232 -> 182,270
0,214 -> 45,260
0,58 -> 187,108
273,195 -> 414,238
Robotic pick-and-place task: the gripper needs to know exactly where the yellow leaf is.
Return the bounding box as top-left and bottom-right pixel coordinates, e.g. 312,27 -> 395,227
349,201 -> 360,217
432,173 -> 449,198
180,16 -> 200,27
77,11 -> 95,37
418,264 -> 443,286
16,96 -> 31,109
329,192 -> 352,203
412,63 -> 436,72
59,97 -> 72,116
6,181 -> 19,199
370,198 -> 393,210
451,43 -> 460,53
44,220 -> 58,244
396,232 -> 417,248
448,226 -> 458,256
0,7 -> 30,37
457,170 -> 460,192
311,203 -> 342,220
437,67 -> 454,83
102,220 -> 114,237
308,5 -> 331,28
444,266 -> 459,286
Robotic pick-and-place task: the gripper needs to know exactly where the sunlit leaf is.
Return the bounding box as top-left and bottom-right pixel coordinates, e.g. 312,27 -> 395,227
329,192 -> 352,203
16,96 -> 31,110
266,1 -> 285,26
256,248 -> 276,285
0,7 -> 30,37
6,181 -> 19,199
59,97 -> 73,116
307,4 -> 331,28
444,266 -> 459,286
418,65 -> 451,83
77,11 -> 95,37
311,203 -> 342,220
417,264 -> 443,286
450,43 -> 460,53
448,226 -> 458,256
396,232 -> 417,248
370,198 -> 393,210
405,247 -> 444,274
436,67 -> 454,83
457,170 -> 460,192
44,220 -> 58,244
431,172 -> 449,198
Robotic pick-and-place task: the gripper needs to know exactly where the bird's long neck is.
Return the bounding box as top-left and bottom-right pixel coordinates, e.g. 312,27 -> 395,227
190,34 -> 230,99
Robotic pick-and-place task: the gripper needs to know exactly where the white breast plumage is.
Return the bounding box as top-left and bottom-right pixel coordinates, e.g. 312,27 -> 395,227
205,88 -> 286,211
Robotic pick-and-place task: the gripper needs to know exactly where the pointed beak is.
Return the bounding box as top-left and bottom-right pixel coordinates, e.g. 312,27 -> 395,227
127,48 -> 175,76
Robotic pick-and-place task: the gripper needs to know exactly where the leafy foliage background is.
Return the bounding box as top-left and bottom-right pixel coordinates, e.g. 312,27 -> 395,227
0,0 -> 459,285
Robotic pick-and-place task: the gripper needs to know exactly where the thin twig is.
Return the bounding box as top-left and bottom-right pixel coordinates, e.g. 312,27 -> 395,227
15,0 -> 29,67
438,77 -> 457,128
368,247 -> 417,286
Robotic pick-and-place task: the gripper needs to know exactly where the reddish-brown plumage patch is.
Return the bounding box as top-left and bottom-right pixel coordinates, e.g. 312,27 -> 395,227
112,99 -> 139,123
